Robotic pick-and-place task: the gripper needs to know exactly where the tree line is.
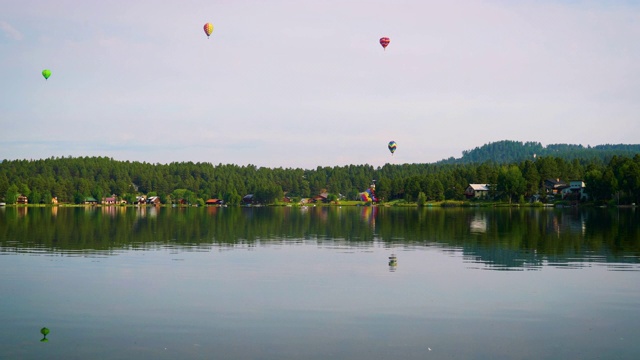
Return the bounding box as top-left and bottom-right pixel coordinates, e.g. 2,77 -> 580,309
439,140 -> 640,165
0,154 -> 639,205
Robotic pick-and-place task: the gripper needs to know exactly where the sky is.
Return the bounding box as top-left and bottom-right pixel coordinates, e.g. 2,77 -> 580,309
1,0 -> 639,169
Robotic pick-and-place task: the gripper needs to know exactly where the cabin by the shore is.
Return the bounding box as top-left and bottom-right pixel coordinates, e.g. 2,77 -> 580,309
102,195 -> 118,205
464,184 -> 490,199
147,196 -> 161,205
205,198 -> 223,206
312,192 -> 329,203
242,194 -> 254,205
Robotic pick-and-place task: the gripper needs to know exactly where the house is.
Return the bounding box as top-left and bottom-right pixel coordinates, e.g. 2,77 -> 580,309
243,194 -> 254,205
464,184 -> 490,199
544,178 -> 569,195
102,195 -> 118,205
51,197 -> 58,205
84,197 -> 98,205
312,192 -> 329,203
205,198 -> 223,205
562,180 -> 588,201
136,196 -> 147,205
147,196 -> 161,205
16,195 -> 28,205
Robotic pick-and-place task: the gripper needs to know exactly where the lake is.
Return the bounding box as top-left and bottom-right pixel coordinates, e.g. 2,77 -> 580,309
1,206 -> 639,359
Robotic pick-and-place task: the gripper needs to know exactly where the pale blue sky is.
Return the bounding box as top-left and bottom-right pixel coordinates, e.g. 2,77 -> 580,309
1,0 -> 639,168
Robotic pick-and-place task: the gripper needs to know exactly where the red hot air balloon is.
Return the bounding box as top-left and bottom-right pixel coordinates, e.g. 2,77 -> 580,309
379,37 -> 390,50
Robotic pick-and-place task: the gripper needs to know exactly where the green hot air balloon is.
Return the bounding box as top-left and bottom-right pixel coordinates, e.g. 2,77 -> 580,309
40,327 -> 50,342
42,69 -> 51,80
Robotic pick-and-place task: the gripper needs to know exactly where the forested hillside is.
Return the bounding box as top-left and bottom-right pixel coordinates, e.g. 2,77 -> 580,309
1,153 -> 639,205
439,140 -> 640,164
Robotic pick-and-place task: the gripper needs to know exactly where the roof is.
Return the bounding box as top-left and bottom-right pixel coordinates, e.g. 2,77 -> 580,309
545,178 -> 567,185
468,184 -> 490,191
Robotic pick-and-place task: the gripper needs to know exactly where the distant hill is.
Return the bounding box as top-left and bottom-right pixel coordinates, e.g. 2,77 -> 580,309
438,140 -> 640,164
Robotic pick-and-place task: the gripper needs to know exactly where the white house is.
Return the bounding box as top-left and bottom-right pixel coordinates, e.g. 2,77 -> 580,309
562,180 -> 588,200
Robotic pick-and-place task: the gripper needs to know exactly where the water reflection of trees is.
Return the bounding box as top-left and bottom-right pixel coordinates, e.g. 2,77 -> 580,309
0,207 -> 638,268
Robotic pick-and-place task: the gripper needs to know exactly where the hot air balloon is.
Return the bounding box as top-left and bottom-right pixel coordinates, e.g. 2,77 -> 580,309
40,327 -> 50,342
203,23 -> 214,38
42,69 -> 51,80
379,37 -> 390,50
388,141 -> 397,155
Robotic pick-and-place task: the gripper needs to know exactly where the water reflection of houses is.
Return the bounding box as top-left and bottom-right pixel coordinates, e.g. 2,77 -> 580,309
17,206 -> 28,217
462,210 -> 595,269
135,205 -> 147,218
133,204 -> 159,218
101,205 -> 128,218
546,209 -> 587,237
147,206 -> 158,218
469,212 -> 487,234
207,206 -> 219,215
316,206 -> 329,223
101,205 -> 118,217
3,207 -> 635,270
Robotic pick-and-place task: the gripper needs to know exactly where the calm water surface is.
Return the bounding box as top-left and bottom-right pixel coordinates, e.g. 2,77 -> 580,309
1,206 -> 639,359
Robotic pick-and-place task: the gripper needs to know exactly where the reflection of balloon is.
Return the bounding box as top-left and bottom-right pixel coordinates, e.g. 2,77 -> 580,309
42,69 -> 51,80
388,141 -> 397,155
388,253 -> 397,271
203,23 -> 214,38
379,37 -> 390,50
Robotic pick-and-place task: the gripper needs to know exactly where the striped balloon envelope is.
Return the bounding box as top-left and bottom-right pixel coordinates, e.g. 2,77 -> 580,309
388,141 -> 397,155
379,37 -> 390,50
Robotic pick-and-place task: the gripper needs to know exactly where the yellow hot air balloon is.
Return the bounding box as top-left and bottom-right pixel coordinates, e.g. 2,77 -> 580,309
203,23 -> 214,38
